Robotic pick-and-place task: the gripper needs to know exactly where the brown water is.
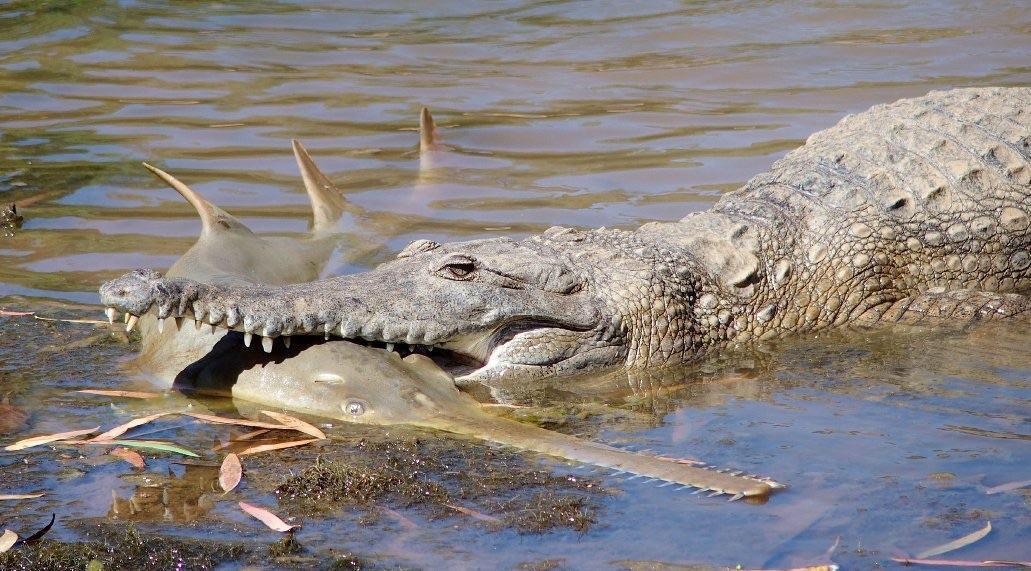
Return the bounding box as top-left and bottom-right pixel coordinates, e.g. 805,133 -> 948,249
1,1 -> 1029,569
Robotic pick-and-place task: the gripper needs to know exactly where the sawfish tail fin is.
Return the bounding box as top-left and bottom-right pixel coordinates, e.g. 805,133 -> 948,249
419,106 -> 441,153
142,163 -> 253,238
291,139 -> 351,234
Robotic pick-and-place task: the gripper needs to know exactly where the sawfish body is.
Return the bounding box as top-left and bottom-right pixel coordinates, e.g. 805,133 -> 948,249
109,120 -> 781,500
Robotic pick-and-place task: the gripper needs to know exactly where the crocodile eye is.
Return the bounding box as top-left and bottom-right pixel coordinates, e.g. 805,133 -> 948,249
437,256 -> 477,280
343,399 -> 366,416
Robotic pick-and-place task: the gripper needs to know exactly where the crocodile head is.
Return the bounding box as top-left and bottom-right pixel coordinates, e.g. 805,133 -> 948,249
100,232 -> 633,383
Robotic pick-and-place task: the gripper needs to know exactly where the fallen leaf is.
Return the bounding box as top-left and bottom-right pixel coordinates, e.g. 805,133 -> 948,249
443,503 -> 502,524
212,429 -> 272,451
19,513 -> 55,544
0,492 -> 44,501
0,310 -> 33,317
106,439 -> 199,458
4,426 -> 100,451
889,558 -> 1029,567
259,411 -> 326,439
109,447 -> 146,469
237,438 -> 319,456
985,479 -> 1031,495
220,453 -> 242,493
33,315 -> 108,326
238,501 -> 298,532
916,521 -> 992,559
0,529 -> 16,553
237,434 -> 317,453
90,412 -> 171,441
76,389 -> 162,399
184,412 -> 287,430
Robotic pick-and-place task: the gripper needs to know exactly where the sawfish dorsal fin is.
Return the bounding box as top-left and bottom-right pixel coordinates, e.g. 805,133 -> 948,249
142,162 -> 253,238
419,107 -> 441,153
291,139 -> 351,233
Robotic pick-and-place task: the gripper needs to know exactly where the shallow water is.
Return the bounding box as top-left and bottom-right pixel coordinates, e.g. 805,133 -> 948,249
1,1 -> 1029,569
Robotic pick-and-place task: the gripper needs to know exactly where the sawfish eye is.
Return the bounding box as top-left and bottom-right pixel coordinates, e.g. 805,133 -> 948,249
343,399 -> 366,416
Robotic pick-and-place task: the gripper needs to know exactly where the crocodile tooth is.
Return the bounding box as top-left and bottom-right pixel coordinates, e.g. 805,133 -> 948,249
283,336 -> 291,349
157,318 -> 165,333
675,485 -> 693,491
657,481 -> 675,488
691,488 -> 707,495
625,475 -> 643,481
385,343 -> 395,353
194,318 -> 203,331
262,336 -> 273,353
729,493 -> 745,502
707,490 -> 724,497
426,346 -> 434,353
642,478 -> 658,484
105,308 -> 117,324
244,332 -> 253,347
125,315 -> 138,333
123,313 -> 130,324
324,323 -> 332,340
610,470 -> 625,476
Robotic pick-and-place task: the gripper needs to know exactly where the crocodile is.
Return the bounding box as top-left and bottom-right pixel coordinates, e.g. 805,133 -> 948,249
101,87 -> 1031,385
101,125 -> 781,500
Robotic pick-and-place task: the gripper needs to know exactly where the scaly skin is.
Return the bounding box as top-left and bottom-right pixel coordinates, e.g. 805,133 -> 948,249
101,124 -> 782,502
102,88 -> 1031,384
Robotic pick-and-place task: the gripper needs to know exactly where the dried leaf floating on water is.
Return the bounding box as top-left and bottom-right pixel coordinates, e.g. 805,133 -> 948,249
0,492 -> 44,501
109,446 -> 146,469
259,410 -> 326,439
889,558 -> 1030,567
220,453 -> 242,492
4,426 -> 99,451
183,410 -> 288,428
0,529 -> 16,553
238,501 -> 298,532
237,438 -> 319,456
90,412 -> 171,441
33,315 -> 109,326
984,479 -> 1031,495
75,389 -> 162,399
915,521 -> 992,559
443,503 -> 502,524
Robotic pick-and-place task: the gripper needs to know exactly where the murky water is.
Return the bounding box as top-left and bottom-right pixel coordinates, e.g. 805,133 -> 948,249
1,1 -> 1029,569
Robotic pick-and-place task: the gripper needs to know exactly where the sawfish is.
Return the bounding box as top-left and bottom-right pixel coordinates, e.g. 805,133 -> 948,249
101,112 -> 784,500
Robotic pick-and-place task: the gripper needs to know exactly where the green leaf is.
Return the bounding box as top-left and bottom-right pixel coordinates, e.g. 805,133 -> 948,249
108,440 -> 199,458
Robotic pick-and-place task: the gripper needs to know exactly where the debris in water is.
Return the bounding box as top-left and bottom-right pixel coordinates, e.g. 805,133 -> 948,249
75,389 -> 162,399
185,412 -> 289,430
259,410 -> 326,439
4,426 -> 100,451
914,521 -> 993,559
0,530 -> 16,554
90,412 -> 171,441
220,453 -> 243,492
239,501 -> 299,532
984,479 -> 1031,495
238,438 -> 319,456
109,447 -> 146,469
0,492 -> 44,501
